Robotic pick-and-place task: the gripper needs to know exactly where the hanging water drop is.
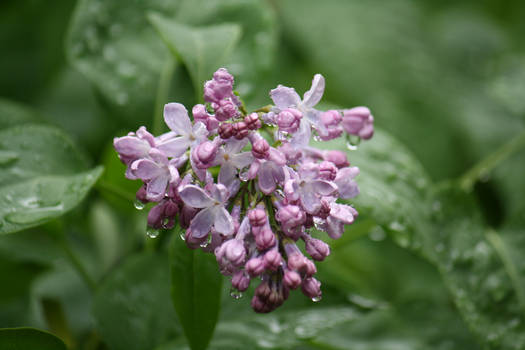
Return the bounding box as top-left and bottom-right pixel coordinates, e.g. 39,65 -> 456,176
345,134 -> 360,150
311,295 -> 322,302
162,217 -> 170,229
229,287 -> 243,299
146,227 -> 160,238
200,235 -> 212,248
180,232 -> 186,241
133,199 -> 145,210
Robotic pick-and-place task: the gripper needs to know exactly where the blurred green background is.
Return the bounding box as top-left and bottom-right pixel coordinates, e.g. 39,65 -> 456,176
1,0 -> 525,349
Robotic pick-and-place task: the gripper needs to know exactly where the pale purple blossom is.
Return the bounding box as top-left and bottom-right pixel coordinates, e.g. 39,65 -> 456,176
114,68 -> 374,313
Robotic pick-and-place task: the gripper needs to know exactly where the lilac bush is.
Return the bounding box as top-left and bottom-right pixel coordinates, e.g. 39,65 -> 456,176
114,68 -> 374,313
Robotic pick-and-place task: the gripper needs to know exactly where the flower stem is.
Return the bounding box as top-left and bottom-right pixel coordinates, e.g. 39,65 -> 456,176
56,225 -> 97,291
459,128 -> 525,191
153,57 -> 177,135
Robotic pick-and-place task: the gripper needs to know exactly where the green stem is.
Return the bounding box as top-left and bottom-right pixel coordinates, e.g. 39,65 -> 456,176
460,129 -> 525,191
153,57 -> 177,135
95,180 -> 136,202
57,227 -> 97,292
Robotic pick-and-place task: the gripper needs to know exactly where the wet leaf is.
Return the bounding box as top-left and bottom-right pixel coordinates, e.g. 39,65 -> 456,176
0,328 -> 67,350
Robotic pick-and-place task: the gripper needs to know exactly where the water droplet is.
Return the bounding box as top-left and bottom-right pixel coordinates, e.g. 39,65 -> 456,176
388,221 -> 406,232
345,134 -> 360,150
369,227 -> 386,241
162,218 -> 170,229
5,205 -> 64,225
311,295 -> 322,302
117,61 -> 137,78
0,151 -> 18,165
179,232 -> 186,241
229,287 -> 243,299
146,227 -> 160,238
200,235 -> 212,248
133,199 -> 145,210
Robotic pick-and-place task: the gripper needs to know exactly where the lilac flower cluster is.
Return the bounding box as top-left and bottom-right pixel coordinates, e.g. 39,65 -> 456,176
114,68 -> 374,313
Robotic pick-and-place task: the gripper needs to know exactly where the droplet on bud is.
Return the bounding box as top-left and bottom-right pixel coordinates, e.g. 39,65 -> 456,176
230,287 -> 243,300
146,227 -> 160,238
311,295 -> 322,302
133,199 -> 145,210
179,232 -> 186,241
200,235 -> 212,248
345,134 -> 360,151
162,217 -> 170,229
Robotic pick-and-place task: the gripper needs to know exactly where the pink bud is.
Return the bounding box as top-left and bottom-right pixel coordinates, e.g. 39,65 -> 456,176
342,107 -> 374,140
305,238 -> 331,261
248,208 -> 267,227
283,270 -> 302,289
215,99 -> 238,121
251,138 -> 270,159
255,281 -> 271,298
301,277 -> 322,299
135,185 -> 149,203
245,257 -> 265,276
218,123 -> 234,139
251,295 -> 267,313
263,250 -> 282,271
255,228 -> 276,251
193,140 -> 219,169
231,271 -> 250,292
233,122 -> 249,140
323,150 -> 349,168
276,108 -> 302,133
318,161 -> 337,181
244,113 -> 262,130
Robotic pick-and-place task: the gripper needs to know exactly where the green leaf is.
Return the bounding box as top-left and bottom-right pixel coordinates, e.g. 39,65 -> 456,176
314,129 -> 433,251
148,14 -> 241,96
426,186 -> 525,349
0,328 -> 67,350
0,99 -> 39,130
67,0 -> 276,118
92,252 -> 179,350
171,234 -> 222,350
0,124 -> 103,234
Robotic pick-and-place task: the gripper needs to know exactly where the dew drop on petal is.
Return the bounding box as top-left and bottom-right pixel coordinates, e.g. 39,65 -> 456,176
200,235 -> 212,248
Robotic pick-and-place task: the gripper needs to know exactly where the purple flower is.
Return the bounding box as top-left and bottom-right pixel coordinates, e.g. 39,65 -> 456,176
215,238 -> 246,274
284,163 -> 337,214
334,166 -> 360,199
214,139 -> 253,193
114,126 -> 155,179
131,149 -> 179,201
156,103 -> 208,158
179,183 -> 234,238
276,108 -> 302,133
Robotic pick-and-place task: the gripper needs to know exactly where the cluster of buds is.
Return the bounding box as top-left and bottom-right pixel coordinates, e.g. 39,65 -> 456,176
114,68 -> 374,313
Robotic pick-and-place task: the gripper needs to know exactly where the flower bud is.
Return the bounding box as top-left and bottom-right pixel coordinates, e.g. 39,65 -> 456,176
231,271 -> 250,292
193,104 -> 219,131
255,228 -> 276,251
276,108 -> 302,133
323,150 -> 349,168
301,277 -> 322,299
318,161 -> 337,181
193,140 -> 219,169
251,138 -> 270,159
248,208 -> 267,227
233,122 -> 249,140
263,249 -> 282,271
283,270 -> 302,289
215,99 -> 238,121
342,107 -> 374,139
218,123 -> 234,139
244,113 -> 262,130
305,238 -> 330,261
245,257 -> 265,277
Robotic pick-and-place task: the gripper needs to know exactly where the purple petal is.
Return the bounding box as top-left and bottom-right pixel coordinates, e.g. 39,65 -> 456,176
179,185 -> 214,208
311,180 -> 337,196
326,216 -> 344,239
114,136 -> 150,159
214,207 -> 234,235
290,119 -> 311,148
335,167 -> 360,199
131,159 -> 163,180
146,175 -> 168,201
190,208 -> 215,238
270,85 -> 301,110
302,74 -> 325,108
258,162 -> 277,195
219,162 -> 237,190
164,103 -> 192,135
300,185 -> 321,214
224,138 -> 248,154
231,152 -> 254,169
157,136 -> 190,158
